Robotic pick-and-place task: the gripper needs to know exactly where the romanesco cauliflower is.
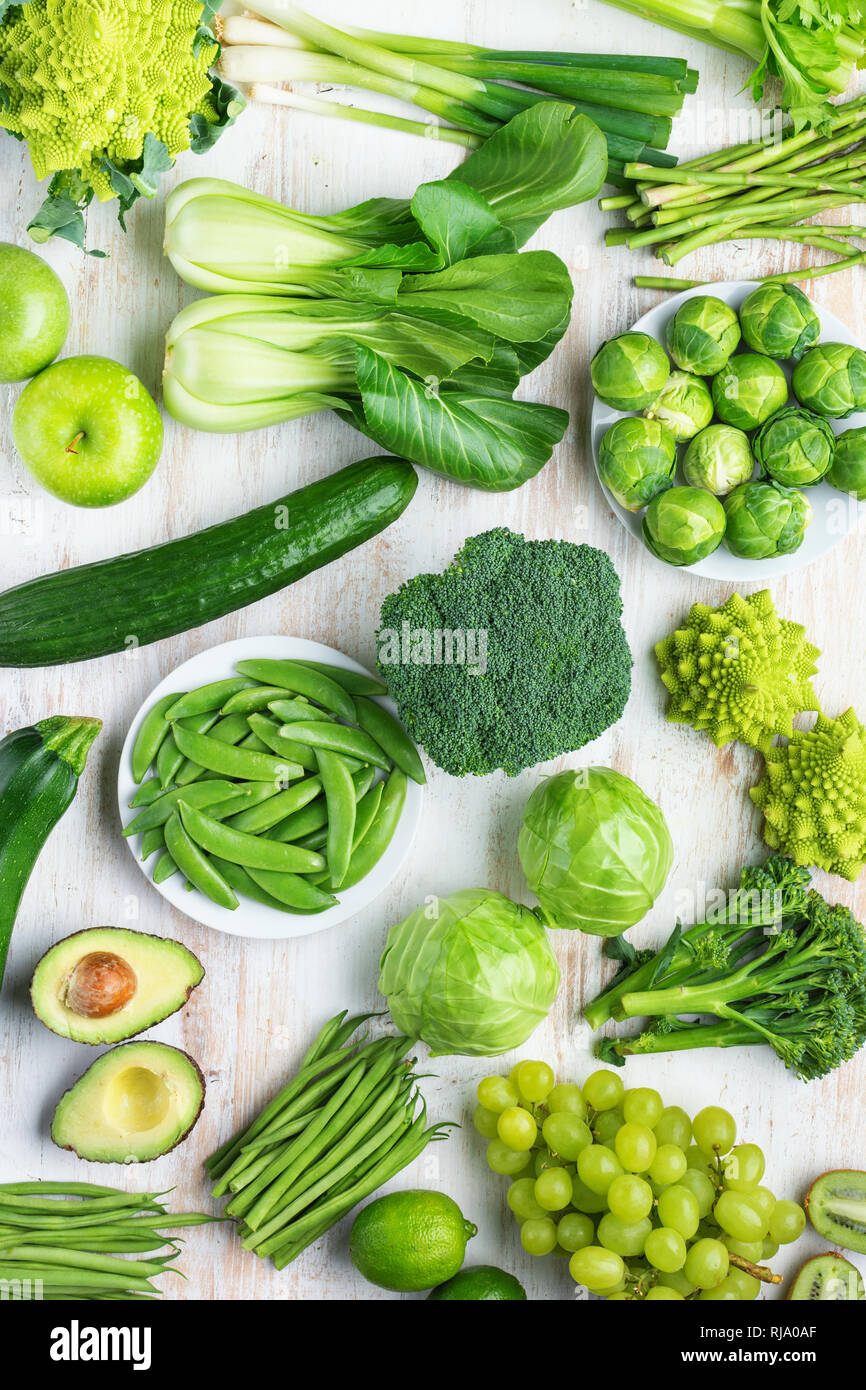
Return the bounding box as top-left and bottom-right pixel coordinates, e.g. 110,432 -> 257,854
0,0 -> 243,249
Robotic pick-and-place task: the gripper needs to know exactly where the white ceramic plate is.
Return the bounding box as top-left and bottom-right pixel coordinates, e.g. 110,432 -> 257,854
590,280 -> 865,581
118,636 -> 423,940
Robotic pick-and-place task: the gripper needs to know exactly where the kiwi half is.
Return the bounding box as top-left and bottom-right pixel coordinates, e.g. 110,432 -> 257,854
806,1170 -> 866,1254
788,1253 -> 865,1301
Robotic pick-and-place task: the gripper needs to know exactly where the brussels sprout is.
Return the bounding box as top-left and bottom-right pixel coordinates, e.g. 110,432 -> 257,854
644,369 -> 714,441
665,295 -> 741,375
792,342 -> 866,418
591,332 -> 671,411
723,480 -> 812,559
711,353 -> 789,430
739,283 -> 820,361
682,423 -> 754,496
753,405 -> 835,487
642,485 -> 726,567
598,417 -> 677,511
827,426 -> 866,500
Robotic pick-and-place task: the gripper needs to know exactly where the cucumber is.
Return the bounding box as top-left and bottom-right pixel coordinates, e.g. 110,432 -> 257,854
0,456 -> 417,668
0,717 -> 101,988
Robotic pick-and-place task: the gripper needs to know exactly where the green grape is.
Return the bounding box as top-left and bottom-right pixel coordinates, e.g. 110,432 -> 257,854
571,1176 -> 610,1214
614,1122 -> 657,1174
472,1104 -> 500,1139
514,1060 -> 555,1103
569,1246 -> 625,1293
684,1238 -> 729,1290
606,1291 -> 631,1301
748,1186 -> 777,1224
507,1177 -> 547,1223
714,1190 -> 765,1244
477,1075 -> 520,1114
723,1236 -> 763,1261
534,1148 -> 565,1177
497,1105 -> 538,1151
654,1105 -> 692,1150
645,1226 -> 687,1273
645,1285 -> 683,1300
607,1173 -> 654,1223
622,1087 -> 664,1128
649,1143 -> 687,1186
487,1138 -> 533,1176
768,1199 -> 805,1245
582,1069 -> 625,1112
577,1144 -> 624,1196
657,1184 -> 700,1239
535,1166 -> 574,1212
699,1277 -> 741,1301
542,1112 -> 593,1162
593,1108 -> 625,1147
556,1212 -> 595,1253
762,1236 -> 780,1259
547,1083 -> 587,1117
693,1106 -> 736,1158
597,1213 -> 651,1257
722,1142 -> 766,1192
678,1167 -> 716,1217
658,1268 -> 697,1297
685,1145 -> 715,1176
726,1267 -> 761,1301
521,1217 -> 558,1256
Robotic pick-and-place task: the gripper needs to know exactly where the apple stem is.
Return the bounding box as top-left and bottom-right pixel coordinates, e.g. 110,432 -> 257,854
65,432 -> 85,455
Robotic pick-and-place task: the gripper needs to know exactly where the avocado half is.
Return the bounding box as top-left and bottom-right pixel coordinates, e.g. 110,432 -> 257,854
31,927 -> 204,1044
51,1041 -> 205,1163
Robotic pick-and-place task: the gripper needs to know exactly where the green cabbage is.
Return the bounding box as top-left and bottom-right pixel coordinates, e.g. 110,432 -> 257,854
378,887 -> 560,1056
518,768 -> 673,936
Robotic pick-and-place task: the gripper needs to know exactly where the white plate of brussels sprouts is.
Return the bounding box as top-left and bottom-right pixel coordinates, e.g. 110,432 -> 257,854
590,280 -> 866,579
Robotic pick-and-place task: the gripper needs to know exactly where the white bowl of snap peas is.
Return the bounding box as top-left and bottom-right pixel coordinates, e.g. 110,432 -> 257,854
118,636 -> 425,939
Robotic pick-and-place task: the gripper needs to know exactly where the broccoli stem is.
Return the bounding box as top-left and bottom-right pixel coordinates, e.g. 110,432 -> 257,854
600,1018 -> 765,1060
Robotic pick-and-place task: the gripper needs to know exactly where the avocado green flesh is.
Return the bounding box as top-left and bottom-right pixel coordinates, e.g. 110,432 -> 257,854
31,927 -> 203,1044
51,1041 -> 205,1163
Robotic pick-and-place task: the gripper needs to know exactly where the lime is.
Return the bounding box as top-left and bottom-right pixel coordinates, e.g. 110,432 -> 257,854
349,1190 -> 477,1292
428,1265 -> 527,1301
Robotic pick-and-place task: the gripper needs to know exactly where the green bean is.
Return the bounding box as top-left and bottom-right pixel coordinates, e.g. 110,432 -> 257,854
245,712 -> 318,772
124,779 -> 239,836
276,720 -> 390,771
164,678 -> 255,721
221,685 -> 290,715
172,723 -> 303,783
164,812 -> 238,910
236,659 -> 355,722
338,770 -> 407,890
131,693 -> 181,783
353,696 -> 426,785
152,850 -> 179,883
157,710 -> 220,785
245,865 -> 336,912
225,775 -> 323,834
1,1244 -> 176,1279
316,749 -> 356,887
129,777 -> 165,808
177,801 -> 326,874
268,698 -> 333,723
299,1010 -> 350,1071
295,660 -> 388,697
140,825 -> 165,861
236,1106 -> 326,1157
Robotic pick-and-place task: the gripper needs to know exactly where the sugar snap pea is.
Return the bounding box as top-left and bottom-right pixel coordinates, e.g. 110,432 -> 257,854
267,766 -> 376,843
337,770 -> 407,890
220,685 -> 290,716
275,720 -> 389,771
207,782 -> 283,821
123,779 -> 239,836
353,696 -> 426,785
172,724 -> 303,783
307,783 -> 384,888
131,693 -> 182,783
129,777 -> 165,809
295,660 -> 388,697
246,713 -> 317,772
177,801 -> 326,874
224,776 -> 323,835
208,855 -> 305,915
152,849 -> 179,883
164,679 -> 255,721
245,866 -> 337,913
268,699 -> 333,724
236,660 -> 356,722
164,812 -> 238,911
315,750 -> 356,888
140,826 -> 165,861
157,710 -> 220,786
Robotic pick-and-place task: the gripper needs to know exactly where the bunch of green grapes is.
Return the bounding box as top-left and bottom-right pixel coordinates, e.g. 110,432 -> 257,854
474,1062 -> 805,1301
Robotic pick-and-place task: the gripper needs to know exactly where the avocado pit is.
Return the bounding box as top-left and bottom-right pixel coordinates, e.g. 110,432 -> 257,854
64,950 -> 137,1018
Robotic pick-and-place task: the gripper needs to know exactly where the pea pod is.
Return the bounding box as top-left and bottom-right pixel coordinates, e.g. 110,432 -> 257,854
295,660 -> 388,698
128,778 -> 165,809
267,767 -> 376,843
246,713 -> 317,773
245,865 -> 337,913
152,850 -> 179,883
208,782 -> 284,822
307,783 -> 383,888
164,679 -> 255,721
275,721 -> 389,772
236,660 -> 355,723
221,686 -> 290,716
353,697 -> 426,785
172,712 -> 255,786
177,801 -> 326,874
140,826 -> 165,861
268,699 -> 333,724
338,770 -> 407,890
165,811 -> 239,910
172,724 -> 303,784
157,711 -> 220,786
208,855 -> 306,914
124,779 -> 239,836
316,750 -> 356,888
131,693 -> 183,783
225,776 -> 323,835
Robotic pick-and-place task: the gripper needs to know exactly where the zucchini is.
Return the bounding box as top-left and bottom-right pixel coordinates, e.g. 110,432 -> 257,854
0,456 -> 417,667
0,717 -> 101,988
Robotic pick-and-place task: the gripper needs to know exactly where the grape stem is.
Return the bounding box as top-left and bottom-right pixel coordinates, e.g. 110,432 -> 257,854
728,1253 -> 783,1284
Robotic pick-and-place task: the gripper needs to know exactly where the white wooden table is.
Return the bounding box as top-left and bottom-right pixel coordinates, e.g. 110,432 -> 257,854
1,0 -> 864,1301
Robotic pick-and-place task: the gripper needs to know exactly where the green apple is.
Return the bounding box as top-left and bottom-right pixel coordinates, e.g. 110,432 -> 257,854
12,355 -> 164,507
0,242 -> 70,383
